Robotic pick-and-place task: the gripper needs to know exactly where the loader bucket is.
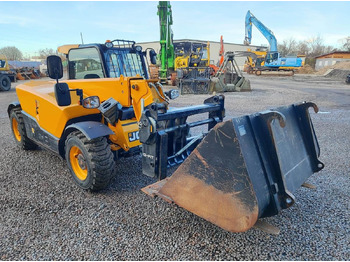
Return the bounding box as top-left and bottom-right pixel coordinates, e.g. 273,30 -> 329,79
142,102 -> 324,232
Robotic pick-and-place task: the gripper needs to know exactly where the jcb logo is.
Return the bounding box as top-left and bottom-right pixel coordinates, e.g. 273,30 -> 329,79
128,131 -> 139,142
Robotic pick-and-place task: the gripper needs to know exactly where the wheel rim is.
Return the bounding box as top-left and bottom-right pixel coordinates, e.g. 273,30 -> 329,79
69,146 -> 88,181
12,117 -> 21,142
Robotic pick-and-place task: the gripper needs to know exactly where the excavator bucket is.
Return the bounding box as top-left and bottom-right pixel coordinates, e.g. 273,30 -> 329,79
141,99 -> 324,232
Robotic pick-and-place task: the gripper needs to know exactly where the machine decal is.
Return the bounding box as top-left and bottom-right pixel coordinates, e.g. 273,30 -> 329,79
128,131 -> 139,142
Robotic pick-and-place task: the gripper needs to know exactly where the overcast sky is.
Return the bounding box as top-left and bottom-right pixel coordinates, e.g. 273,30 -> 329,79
0,1 -> 349,56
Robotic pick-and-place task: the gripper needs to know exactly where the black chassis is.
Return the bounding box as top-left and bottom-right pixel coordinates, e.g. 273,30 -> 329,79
139,95 -> 225,180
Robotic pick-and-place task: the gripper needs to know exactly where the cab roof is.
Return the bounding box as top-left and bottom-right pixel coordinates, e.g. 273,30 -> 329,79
57,45 -> 80,55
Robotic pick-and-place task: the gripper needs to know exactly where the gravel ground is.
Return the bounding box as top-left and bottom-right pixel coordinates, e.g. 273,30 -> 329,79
0,74 -> 349,260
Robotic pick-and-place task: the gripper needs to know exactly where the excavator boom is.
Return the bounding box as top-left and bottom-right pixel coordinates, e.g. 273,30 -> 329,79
245,10 -> 278,52
158,1 -> 175,82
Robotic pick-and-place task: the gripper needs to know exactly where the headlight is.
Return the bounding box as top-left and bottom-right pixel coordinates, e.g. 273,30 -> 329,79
135,45 -> 142,52
166,89 -> 179,100
105,41 -> 113,48
82,96 -> 100,109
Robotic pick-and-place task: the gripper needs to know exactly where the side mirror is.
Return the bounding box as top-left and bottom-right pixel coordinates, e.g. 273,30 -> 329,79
47,55 -> 63,80
54,83 -> 71,106
149,49 -> 157,65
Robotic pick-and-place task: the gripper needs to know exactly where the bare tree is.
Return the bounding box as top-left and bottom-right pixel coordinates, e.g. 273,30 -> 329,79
38,48 -> 56,59
341,36 -> 350,51
296,41 -> 310,55
276,35 -> 337,68
278,38 -> 298,56
0,46 -> 23,60
306,35 -> 335,57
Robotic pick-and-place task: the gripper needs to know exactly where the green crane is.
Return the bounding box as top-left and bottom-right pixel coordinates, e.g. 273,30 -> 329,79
157,1 -> 174,83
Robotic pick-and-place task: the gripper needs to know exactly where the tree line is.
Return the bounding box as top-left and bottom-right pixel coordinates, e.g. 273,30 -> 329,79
0,47 -> 58,61
278,35 -> 350,68
1,35 -> 349,68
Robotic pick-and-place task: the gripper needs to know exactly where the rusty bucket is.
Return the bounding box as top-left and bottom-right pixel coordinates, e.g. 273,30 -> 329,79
143,102 -> 324,232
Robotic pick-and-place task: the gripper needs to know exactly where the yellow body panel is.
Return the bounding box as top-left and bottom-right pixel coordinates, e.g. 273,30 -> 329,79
245,48 -> 267,69
109,119 -> 140,151
16,81 -> 90,139
16,76 -> 166,152
174,55 -> 189,70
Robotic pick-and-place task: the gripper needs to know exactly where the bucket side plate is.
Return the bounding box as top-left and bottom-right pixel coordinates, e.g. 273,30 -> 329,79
151,120 -> 259,232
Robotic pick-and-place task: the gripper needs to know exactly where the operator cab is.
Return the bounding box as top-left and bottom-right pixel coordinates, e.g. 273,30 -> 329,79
265,52 -> 279,64
64,40 -> 157,80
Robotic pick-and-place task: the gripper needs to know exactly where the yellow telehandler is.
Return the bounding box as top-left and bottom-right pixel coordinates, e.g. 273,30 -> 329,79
8,39 -> 324,233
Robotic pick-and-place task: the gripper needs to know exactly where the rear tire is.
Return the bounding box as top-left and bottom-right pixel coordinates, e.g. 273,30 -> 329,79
10,109 -> 38,150
0,74 -> 11,91
65,131 -> 115,191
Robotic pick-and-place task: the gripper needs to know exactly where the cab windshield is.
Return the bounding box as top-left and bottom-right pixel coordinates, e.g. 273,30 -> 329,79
106,49 -> 145,78
68,47 -> 104,79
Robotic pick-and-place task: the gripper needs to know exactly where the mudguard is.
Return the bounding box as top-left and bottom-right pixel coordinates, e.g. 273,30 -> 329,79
7,101 -> 21,116
65,121 -> 114,140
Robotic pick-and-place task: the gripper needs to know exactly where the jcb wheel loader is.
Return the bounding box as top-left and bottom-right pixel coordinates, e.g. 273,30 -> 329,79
8,39 -> 324,233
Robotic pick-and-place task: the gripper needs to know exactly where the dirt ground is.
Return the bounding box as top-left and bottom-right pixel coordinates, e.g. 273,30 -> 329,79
0,74 -> 349,260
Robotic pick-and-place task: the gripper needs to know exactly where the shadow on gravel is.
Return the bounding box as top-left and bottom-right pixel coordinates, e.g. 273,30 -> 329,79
109,155 -> 157,193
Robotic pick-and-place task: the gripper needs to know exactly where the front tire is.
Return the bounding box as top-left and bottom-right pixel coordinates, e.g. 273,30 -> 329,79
65,131 -> 115,191
10,109 -> 38,150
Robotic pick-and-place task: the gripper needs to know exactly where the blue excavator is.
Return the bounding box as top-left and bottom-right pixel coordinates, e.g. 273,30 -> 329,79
244,10 -> 302,75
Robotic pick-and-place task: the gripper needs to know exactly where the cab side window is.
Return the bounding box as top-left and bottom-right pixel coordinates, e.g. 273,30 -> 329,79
68,48 -> 104,79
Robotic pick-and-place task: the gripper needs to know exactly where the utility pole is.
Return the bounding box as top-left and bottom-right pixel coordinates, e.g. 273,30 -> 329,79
80,32 -> 84,45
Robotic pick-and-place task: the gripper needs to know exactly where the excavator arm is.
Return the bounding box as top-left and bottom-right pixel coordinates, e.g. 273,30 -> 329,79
244,10 -> 278,52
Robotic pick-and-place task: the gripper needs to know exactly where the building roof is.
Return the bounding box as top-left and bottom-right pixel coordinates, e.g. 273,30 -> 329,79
315,51 -> 350,59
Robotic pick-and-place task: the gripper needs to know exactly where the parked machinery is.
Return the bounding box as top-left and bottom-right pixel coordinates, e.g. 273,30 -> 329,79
0,55 -> 16,91
243,48 -> 267,74
174,41 -> 210,69
244,10 -> 302,75
157,1 -> 213,91
209,35 -> 224,75
175,41 -> 213,93
179,51 -> 252,94
8,39 -> 324,233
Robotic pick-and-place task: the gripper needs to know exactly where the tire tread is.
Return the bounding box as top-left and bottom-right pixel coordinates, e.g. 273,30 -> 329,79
65,131 -> 115,191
